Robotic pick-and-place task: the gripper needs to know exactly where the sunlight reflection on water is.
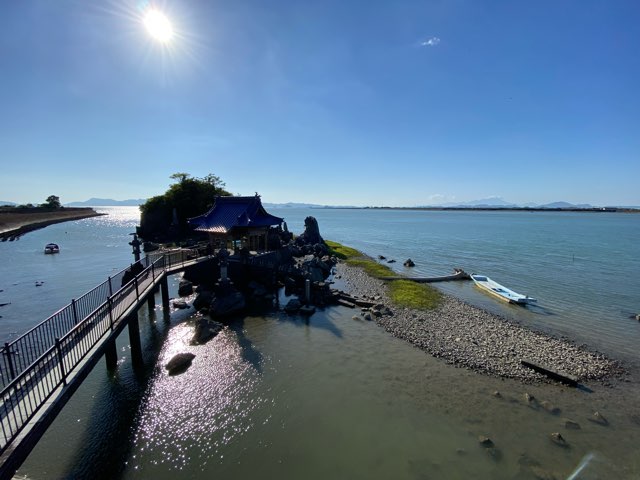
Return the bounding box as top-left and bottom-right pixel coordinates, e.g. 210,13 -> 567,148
131,323 -> 270,471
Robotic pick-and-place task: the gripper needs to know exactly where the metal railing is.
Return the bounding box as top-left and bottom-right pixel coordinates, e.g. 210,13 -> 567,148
0,258 -> 154,388
0,248 -> 211,454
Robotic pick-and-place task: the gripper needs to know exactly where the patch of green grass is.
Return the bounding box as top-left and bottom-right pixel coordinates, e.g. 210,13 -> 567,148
388,279 -> 442,310
325,240 -> 362,260
327,239 -> 441,311
346,258 -> 395,278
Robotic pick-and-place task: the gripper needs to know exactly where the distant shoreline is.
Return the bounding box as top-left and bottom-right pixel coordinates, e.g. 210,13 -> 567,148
0,208 -> 105,239
330,206 -> 640,213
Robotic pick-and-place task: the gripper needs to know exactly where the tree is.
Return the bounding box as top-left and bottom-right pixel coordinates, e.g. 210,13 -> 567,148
169,172 -> 191,184
43,195 -> 61,209
138,173 -> 232,240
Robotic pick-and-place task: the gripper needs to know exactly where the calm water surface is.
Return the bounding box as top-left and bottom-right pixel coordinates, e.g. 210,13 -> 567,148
1,207 -> 638,479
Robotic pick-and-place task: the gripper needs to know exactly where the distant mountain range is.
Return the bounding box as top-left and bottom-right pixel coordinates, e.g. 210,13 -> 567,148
262,202 -> 356,209
65,198 -> 147,207
423,197 -> 598,209
3,196 -> 635,210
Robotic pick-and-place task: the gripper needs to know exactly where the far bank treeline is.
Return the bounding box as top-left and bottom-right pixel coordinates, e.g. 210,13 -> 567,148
138,173 -> 231,241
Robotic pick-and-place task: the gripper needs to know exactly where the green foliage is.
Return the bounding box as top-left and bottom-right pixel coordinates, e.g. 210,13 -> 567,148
42,195 -> 61,209
325,240 -> 361,259
346,258 -> 395,277
388,280 -> 442,310
139,173 -> 232,239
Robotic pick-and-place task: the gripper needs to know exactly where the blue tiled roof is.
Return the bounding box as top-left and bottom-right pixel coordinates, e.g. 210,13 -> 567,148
188,195 -> 283,234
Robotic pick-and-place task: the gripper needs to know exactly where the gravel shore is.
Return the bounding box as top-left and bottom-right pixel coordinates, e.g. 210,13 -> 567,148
334,262 -> 624,384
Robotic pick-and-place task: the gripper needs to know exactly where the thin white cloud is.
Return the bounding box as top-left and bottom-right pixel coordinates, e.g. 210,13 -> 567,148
420,37 -> 441,47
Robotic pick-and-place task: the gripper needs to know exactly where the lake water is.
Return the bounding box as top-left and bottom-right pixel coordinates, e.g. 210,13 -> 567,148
2,206 -> 639,479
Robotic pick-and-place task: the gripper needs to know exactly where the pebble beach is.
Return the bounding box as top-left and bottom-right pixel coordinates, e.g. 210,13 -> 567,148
334,261 -> 624,384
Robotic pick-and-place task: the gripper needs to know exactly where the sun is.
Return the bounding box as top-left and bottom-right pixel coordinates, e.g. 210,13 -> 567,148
143,9 -> 174,43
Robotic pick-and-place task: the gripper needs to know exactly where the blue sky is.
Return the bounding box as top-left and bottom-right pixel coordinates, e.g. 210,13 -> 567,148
1,0 -> 638,207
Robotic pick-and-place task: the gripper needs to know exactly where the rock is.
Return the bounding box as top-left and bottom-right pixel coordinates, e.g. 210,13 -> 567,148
178,279 -> 193,297
541,400 -> 561,415
478,436 -> 494,448
524,392 -> 538,407
589,411 -> 609,426
562,419 -> 581,430
352,315 -> 360,321
529,466 -> 559,480
165,353 -> 195,375
209,290 -> 246,317
190,318 -> 223,345
284,298 -> 302,313
363,312 -> 373,321
550,432 -> 568,448
378,255 -> 386,260
403,259 -> 415,267
193,290 -> 214,311
387,259 -> 396,263
172,300 -> 189,309
492,390 -> 502,398
635,313 -> 640,321
295,216 -> 324,245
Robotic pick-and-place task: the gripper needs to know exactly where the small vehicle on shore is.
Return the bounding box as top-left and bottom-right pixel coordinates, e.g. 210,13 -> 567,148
44,243 -> 60,254
470,274 -> 536,305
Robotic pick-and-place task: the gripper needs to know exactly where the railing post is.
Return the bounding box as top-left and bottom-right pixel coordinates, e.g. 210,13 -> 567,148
134,276 -> 140,299
151,263 -> 155,281
108,276 -> 113,297
108,297 -> 114,330
71,299 -> 79,325
55,338 -> 67,386
4,342 -> 15,380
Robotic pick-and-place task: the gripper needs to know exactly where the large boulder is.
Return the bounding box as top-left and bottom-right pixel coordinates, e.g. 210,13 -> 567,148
296,216 -> 324,245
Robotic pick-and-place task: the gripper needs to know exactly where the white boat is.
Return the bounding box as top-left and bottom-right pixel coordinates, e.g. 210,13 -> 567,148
44,243 -> 60,254
470,274 -> 536,305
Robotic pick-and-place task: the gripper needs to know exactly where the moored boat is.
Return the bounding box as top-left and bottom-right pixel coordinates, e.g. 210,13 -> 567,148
44,243 -> 60,254
470,274 -> 536,305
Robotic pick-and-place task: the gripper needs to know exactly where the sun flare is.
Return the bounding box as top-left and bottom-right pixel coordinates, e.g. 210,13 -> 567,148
144,9 -> 174,43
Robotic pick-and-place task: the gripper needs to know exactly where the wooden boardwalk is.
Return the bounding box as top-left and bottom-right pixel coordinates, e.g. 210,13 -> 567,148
0,249 -> 212,479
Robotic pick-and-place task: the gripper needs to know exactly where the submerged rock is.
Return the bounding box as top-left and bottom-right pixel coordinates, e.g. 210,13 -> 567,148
550,432 -> 568,448
403,259 -> 415,267
541,400 -> 561,415
589,411 -> 609,426
562,418 -> 581,430
478,436 -> 494,448
165,353 -> 195,375
173,300 -> 189,309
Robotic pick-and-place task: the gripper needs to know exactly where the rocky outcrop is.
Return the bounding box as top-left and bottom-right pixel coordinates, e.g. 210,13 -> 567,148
296,216 -> 324,245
